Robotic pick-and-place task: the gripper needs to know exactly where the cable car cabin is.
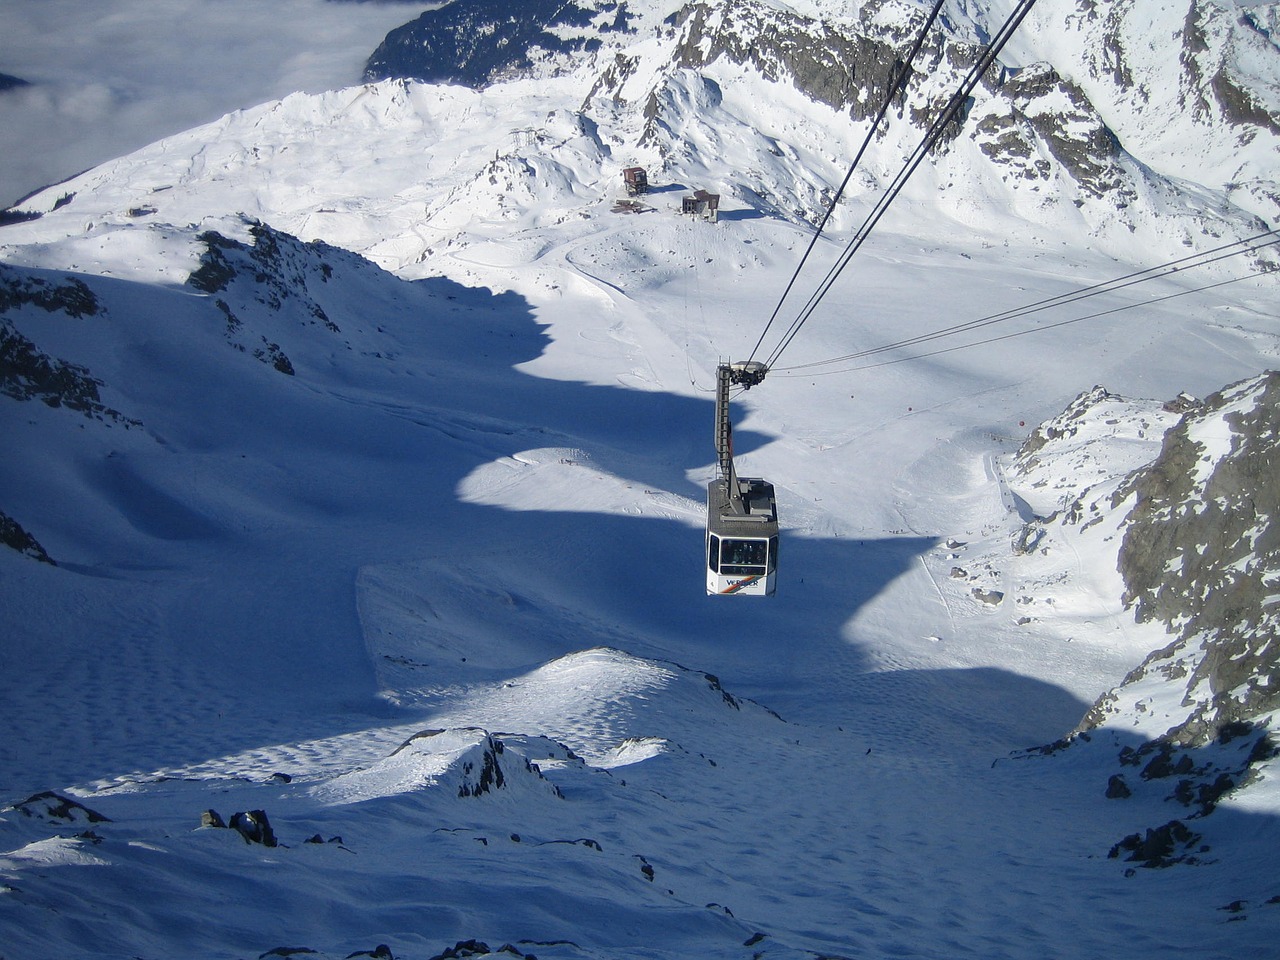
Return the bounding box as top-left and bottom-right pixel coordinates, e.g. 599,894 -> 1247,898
706,476 -> 778,596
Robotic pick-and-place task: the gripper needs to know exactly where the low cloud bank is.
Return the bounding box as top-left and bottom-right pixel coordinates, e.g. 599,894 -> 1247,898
0,0 -> 428,206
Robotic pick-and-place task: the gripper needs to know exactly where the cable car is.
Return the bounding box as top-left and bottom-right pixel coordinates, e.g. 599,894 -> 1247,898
706,475 -> 778,596
706,361 -> 778,596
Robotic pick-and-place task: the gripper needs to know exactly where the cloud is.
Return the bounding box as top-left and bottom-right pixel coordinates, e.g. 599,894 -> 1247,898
0,0 -> 430,207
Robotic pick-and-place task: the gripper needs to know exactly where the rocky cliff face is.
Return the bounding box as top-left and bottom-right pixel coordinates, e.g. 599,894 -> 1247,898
1091,371 -> 1280,747
663,0 -> 911,120
187,220 -> 354,377
0,264 -> 129,423
364,0 -> 630,87
1013,372 -> 1280,864
969,0 -> 1280,222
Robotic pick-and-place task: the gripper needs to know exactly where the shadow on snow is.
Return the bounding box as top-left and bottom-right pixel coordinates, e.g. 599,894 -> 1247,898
2,267 -> 1085,788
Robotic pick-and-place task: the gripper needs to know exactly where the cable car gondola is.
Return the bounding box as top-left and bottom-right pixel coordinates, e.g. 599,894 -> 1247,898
706,361 -> 778,596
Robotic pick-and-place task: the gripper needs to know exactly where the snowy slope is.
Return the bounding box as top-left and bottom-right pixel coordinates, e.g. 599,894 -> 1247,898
3,3 -> 1280,958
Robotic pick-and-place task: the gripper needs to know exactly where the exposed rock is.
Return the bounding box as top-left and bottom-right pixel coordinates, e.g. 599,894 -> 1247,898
0,264 -> 138,425
1109,721 -> 1276,818
0,508 -> 54,564
665,0 -> 907,121
364,0 -> 619,88
1012,524 -> 1044,556
1112,372 -> 1280,744
974,63 -> 1130,202
1015,386 -> 1121,463
201,809 -> 227,829
426,941 -> 488,960
457,746 -> 504,796
188,220 -> 359,376
1108,819 -> 1205,868
703,672 -> 739,709
0,318 -> 124,420
314,726 -> 567,805
1139,741 -> 1196,781
1025,0 -> 1280,221
972,587 -> 1004,606
423,941 -> 538,960
9,791 -> 111,824
304,834 -> 344,845
1105,774 -> 1131,799
229,809 -> 278,847
0,264 -> 99,317
1015,375 -> 1280,861
538,837 -> 602,851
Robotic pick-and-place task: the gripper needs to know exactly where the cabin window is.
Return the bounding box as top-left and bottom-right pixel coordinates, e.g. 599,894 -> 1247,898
768,535 -> 778,573
720,538 -> 767,575
708,534 -> 721,573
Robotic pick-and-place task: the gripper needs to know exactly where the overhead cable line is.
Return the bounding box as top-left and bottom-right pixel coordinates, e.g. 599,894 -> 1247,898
772,265 -> 1274,379
774,228 -> 1280,372
755,0 -> 1040,370
746,0 -> 949,364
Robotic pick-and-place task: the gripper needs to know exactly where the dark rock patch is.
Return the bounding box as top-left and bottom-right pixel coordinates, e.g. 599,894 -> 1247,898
10,791 -> 110,824
220,809 -> 278,847
1105,774 -> 1131,799
0,508 -> 54,564
365,0 -> 613,88
1108,819 -> 1205,868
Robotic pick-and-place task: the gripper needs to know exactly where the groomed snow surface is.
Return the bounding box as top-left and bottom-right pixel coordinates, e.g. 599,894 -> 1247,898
2,70 -> 1280,960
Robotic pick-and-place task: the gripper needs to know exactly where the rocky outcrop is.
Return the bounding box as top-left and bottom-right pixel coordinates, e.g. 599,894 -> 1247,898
0,508 -> 54,564
665,0 -> 909,120
1108,371 -> 1280,746
1014,374 -> 1280,860
188,220 -> 357,375
201,807 -> 279,846
1108,819 -> 1205,869
425,941 -> 541,960
1,318 -> 114,414
364,0 -> 630,87
0,264 -> 136,425
1012,0 -> 1280,221
0,264 -> 99,318
8,791 -> 111,824
228,809 -> 279,847
313,727 -> 566,805
973,63 -> 1130,202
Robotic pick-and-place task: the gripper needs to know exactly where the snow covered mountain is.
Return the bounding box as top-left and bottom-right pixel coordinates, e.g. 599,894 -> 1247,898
365,0 -> 1280,231
1003,374 -> 1280,868
2,1 -> 1279,957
